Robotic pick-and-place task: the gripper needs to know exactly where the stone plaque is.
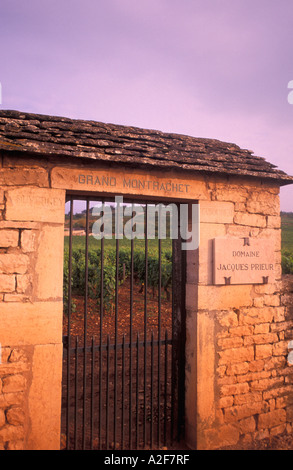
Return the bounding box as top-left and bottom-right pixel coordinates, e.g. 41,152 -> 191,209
213,238 -> 275,285
51,167 -> 209,200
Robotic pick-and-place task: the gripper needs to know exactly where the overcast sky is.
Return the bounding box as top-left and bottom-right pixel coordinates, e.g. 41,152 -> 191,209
1,0 -> 293,210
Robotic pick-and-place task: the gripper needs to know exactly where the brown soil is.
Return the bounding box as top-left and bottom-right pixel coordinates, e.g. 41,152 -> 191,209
61,279 -> 177,451
63,278 -> 172,342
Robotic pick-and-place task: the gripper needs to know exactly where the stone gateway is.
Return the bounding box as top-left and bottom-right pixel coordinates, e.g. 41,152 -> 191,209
0,110 -> 293,451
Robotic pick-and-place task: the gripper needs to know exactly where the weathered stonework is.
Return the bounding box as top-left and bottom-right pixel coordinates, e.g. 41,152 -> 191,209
0,163 -> 64,450
0,110 -> 293,451
191,185 -> 293,450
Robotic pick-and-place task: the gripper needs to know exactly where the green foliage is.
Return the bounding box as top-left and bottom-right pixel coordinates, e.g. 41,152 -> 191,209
63,238 -> 172,314
281,251 -> 293,275
281,213 -> 293,274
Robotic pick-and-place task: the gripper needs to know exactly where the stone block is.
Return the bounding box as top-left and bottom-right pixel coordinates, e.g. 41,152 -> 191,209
217,310 -> 239,328
249,360 -> 265,372
229,326 -> 254,337
0,409 -> 5,428
0,362 -> 29,377
239,307 -> 275,326
34,225 -> 64,300
0,254 -> 29,274
257,409 -> 286,430
221,382 -> 249,397
233,392 -> 263,406
236,416 -> 256,434
199,201 -> 234,224
4,293 -> 30,302
195,310 -> 216,433
51,166 -> 210,200
27,344 -> 63,450
246,192 -> 280,216
21,230 -> 37,252
0,168 -> 49,187
250,377 -> 284,392
0,230 -> 19,248
0,274 -> 16,293
0,392 -> 25,409
218,346 -> 254,366
263,385 -> 293,401
0,221 -> 39,230
253,296 -> 265,308
226,225 -> 260,238
264,295 -> 280,307
0,301 -> 63,345
234,212 -> 266,228
6,407 -> 25,426
16,274 -> 32,294
270,424 -> 286,436
218,337 -> 243,349
267,216 -> 281,229
2,375 -> 26,393
219,396 -> 234,408
212,184 -> 248,203
224,402 -> 263,423
254,323 -> 270,334
255,344 -> 273,359
244,333 -> 278,346
273,341 -> 288,356
0,425 -> 24,443
226,362 -> 250,376
198,285 -> 253,310
197,424 -> 240,450
5,187 -> 65,223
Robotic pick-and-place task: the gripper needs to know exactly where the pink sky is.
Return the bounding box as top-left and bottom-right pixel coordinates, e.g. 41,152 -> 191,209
1,0 -> 293,210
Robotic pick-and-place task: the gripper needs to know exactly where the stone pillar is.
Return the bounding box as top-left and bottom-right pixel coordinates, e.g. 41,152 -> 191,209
0,178 -> 65,450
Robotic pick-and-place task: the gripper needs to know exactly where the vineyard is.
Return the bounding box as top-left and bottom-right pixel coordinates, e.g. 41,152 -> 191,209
281,212 -> 293,275
63,236 -> 173,320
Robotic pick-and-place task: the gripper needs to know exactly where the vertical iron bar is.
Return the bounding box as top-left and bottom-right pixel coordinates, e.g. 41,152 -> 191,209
91,337 -> 95,450
157,206 -> 162,447
99,210 -> 104,450
171,235 -> 175,443
121,334 -> 125,450
136,333 -> 140,450
129,204 -> 134,450
66,197 -> 74,450
143,204 -> 148,447
114,235 -> 119,449
164,329 -> 168,447
150,331 -> 154,448
74,336 -> 79,451
171,205 -> 186,444
99,222 -> 104,450
106,334 -> 110,450
82,199 -> 90,450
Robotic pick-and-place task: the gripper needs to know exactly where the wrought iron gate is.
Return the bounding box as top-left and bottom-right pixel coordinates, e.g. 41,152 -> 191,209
61,195 -> 186,450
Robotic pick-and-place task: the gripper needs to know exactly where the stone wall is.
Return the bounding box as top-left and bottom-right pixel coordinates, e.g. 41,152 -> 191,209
189,178 -> 293,450
0,151 -> 292,450
0,152 -> 65,450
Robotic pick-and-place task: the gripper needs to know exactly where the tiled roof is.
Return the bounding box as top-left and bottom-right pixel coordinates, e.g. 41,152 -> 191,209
0,110 -> 292,185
